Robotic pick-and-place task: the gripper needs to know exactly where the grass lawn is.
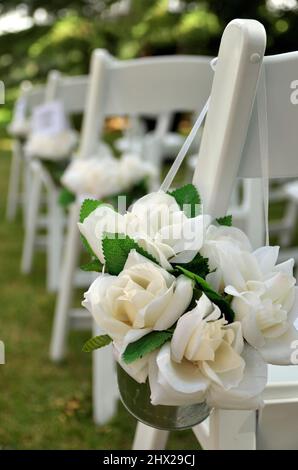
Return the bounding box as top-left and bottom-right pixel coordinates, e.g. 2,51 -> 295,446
0,142 -> 198,450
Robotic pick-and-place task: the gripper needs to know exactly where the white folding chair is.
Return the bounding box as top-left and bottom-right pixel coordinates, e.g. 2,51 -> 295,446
20,72 -> 89,292
6,82 -> 45,222
49,50 -> 214,426
133,18 -> 298,451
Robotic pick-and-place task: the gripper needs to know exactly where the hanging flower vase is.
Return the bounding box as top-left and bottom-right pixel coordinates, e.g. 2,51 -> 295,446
117,365 -> 211,431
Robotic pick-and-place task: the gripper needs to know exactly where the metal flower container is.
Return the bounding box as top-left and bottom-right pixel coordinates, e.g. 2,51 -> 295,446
117,365 -> 211,431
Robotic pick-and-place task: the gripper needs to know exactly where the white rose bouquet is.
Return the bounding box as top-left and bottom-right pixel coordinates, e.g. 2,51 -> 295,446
79,183 -> 298,411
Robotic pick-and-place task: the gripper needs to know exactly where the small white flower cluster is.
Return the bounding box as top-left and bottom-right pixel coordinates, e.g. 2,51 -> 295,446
25,129 -> 78,160
79,189 -> 298,410
62,150 -> 157,199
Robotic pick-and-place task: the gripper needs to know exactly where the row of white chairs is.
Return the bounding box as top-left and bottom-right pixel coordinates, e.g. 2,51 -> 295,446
5,18 -> 298,449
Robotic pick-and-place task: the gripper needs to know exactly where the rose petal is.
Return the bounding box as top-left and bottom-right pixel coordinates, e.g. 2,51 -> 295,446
253,246 -> 279,275
149,348 -> 209,406
82,274 -> 131,342
206,344 -> 267,410
154,275 -> 193,330
78,205 -> 126,263
114,344 -> 149,383
259,287 -> 298,365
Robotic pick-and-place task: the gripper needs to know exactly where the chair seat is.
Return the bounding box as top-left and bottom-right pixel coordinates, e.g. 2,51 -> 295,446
268,364 -> 298,385
259,365 -> 298,450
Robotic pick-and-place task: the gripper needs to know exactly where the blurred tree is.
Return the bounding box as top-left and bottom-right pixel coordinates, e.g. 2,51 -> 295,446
0,0 -> 297,127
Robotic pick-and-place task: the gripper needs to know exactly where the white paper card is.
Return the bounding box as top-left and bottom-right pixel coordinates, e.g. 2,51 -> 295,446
31,100 -> 69,136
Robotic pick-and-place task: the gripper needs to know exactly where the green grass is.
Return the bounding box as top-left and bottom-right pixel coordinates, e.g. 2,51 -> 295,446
0,145 -> 198,450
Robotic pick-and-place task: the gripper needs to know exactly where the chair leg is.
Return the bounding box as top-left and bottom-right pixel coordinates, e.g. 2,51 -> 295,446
22,153 -> 33,227
201,409 -> 257,450
6,139 -> 22,221
92,321 -> 118,425
132,423 -> 169,450
46,188 -> 65,292
20,165 -> 42,274
49,203 -> 80,362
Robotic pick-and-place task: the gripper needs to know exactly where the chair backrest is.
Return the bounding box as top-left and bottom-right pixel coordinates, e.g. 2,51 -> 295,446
43,70 -> 89,114
24,85 -> 45,113
78,51 -> 214,159
193,20 -> 298,218
193,19 -> 266,217
53,74 -> 90,114
192,19 -> 298,450
240,51 -> 298,179
14,81 -> 45,119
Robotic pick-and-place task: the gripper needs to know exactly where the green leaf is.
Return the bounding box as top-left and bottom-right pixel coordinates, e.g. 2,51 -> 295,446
80,259 -> 103,272
216,215 -> 232,227
169,184 -> 201,218
102,233 -> 159,275
59,188 -> 75,207
122,330 -> 173,364
173,253 -> 210,279
80,199 -> 103,223
176,266 -> 235,323
82,335 -> 112,352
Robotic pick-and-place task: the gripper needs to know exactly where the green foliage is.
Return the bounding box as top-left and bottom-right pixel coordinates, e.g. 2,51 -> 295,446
216,215 -> 232,227
173,253 -> 210,279
176,266 -> 235,323
80,259 -> 103,272
82,335 -> 112,352
122,330 -> 173,364
102,233 -> 158,275
42,160 -> 69,187
59,188 -> 75,207
2,0 -> 297,133
169,184 -> 201,218
79,199 -> 103,223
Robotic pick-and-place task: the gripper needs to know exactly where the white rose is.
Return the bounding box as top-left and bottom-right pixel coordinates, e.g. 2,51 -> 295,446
78,204 -> 127,264
200,224 -> 252,292
82,250 -> 193,382
78,191 -> 211,270
149,293 -> 267,409
62,150 -> 156,199
223,246 -> 298,364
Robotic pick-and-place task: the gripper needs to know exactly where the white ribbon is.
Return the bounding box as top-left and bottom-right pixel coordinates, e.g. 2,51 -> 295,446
160,56 -> 270,249
159,97 -> 210,193
159,58 -> 217,193
257,65 -> 270,246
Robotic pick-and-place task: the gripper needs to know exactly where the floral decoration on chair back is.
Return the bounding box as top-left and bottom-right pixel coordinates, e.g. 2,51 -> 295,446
79,184 -> 298,413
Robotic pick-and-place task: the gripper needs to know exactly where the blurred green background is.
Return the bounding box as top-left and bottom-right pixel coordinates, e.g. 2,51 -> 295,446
1,0 -> 298,129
